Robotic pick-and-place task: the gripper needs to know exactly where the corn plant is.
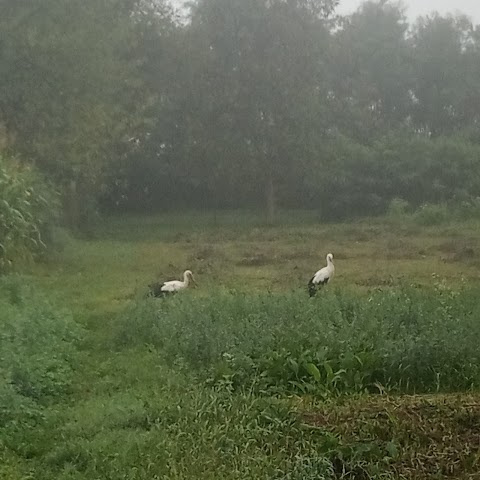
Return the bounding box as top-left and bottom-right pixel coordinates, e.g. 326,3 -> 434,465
0,155 -> 59,273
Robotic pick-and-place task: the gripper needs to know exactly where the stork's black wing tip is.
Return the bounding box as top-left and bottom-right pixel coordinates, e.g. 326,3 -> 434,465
148,282 -> 167,298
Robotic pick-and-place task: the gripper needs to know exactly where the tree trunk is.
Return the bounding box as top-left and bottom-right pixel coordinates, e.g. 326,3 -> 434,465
64,180 -> 79,230
265,173 -> 275,224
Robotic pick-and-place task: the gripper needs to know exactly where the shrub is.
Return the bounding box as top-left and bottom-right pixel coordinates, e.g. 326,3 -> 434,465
311,134 -> 480,220
0,154 -> 60,273
0,276 -> 84,448
453,197 -> 480,221
0,277 -> 84,400
412,203 -> 450,226
113,285 -> 480,396
387,198 -> 410,220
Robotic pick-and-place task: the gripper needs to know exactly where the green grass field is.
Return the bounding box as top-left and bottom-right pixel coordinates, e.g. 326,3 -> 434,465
2,212 -> 480,479
32,211 -> 480,308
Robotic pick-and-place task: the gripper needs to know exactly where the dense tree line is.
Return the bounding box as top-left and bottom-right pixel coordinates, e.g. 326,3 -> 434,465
1,0 -> 480,225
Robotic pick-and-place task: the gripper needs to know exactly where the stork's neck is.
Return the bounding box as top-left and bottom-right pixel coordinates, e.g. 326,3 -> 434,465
327,257 -> 333,267
183,272 -> 190,285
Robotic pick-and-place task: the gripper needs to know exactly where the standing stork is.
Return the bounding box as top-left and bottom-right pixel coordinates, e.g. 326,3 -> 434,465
308,253 -> 334,297
148,270 -> 196,297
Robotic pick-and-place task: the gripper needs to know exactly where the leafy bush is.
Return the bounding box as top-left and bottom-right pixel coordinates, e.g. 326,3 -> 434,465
0,155 -> 60,273
0,276 -> 83,400
412,203 -> 450,225
453,197 -> 480,220
311,134 -> 480,220
386,197 -> 480,226
387,198 -> 410,219
376,135 -> 480,207
114,285 -> 480,395
0,276 -> 84,448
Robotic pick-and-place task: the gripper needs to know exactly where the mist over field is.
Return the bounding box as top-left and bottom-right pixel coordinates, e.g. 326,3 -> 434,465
338,0 -> 480,21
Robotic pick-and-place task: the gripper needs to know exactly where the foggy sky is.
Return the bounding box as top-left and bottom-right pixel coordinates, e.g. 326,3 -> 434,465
337,0 -> 480,22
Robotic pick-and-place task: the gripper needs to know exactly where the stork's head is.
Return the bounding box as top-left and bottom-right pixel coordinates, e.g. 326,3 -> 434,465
326,253 -> 334,263
184,270 -> 197,286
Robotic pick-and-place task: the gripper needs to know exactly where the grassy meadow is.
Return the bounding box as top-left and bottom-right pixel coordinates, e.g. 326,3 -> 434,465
2,211 -> 480,479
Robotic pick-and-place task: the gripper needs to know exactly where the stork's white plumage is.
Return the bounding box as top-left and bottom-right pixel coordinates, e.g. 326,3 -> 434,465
149,270 -> 196,297
308,253 -> 334,297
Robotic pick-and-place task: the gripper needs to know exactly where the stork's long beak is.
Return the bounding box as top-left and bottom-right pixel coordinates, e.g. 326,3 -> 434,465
191,276 -> 198,287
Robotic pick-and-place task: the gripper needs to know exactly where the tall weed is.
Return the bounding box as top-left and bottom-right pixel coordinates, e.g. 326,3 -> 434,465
0,155 -> 59,273
39,378 -> 390,480
114,285 -> 480,395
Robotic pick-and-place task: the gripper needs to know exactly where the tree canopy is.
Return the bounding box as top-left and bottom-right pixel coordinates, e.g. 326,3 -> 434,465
1,0 -> 479,223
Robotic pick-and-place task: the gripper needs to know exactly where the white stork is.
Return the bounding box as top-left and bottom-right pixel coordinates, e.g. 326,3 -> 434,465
308,253 -> 334,297
148,270 -> 196,297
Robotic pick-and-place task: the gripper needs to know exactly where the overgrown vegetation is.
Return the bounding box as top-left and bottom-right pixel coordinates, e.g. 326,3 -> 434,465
3,279 -> 480,479
2,214 -> 480,479
318,135 -> 480,220
115,285 -> 480,395
0,155 -> 59,273
0,275 -> 83,459
387,197 -> 480,226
